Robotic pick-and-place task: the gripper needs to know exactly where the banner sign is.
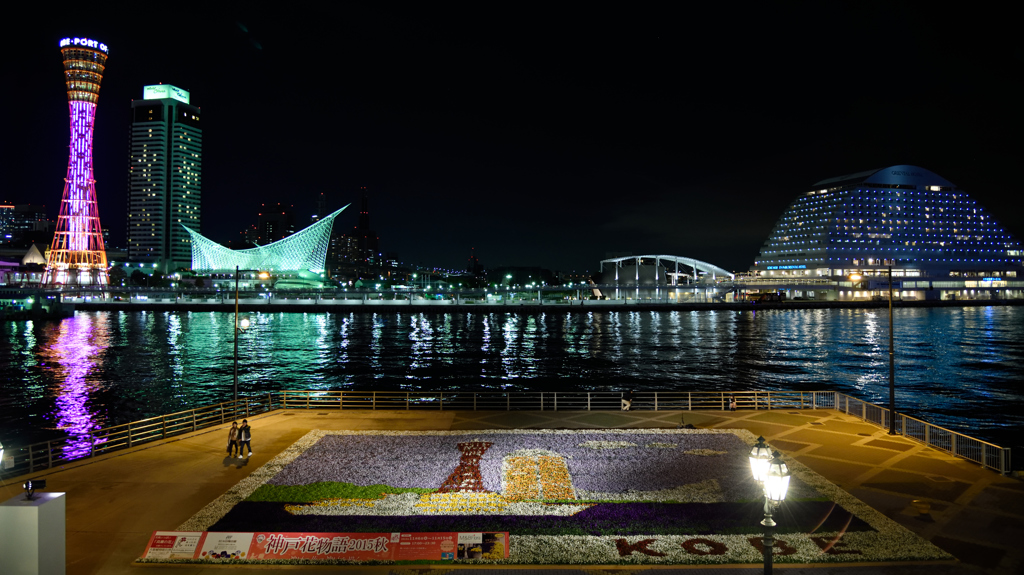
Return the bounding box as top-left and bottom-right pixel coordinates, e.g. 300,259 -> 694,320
143,531 -> 509,562
142,531 -> 203,560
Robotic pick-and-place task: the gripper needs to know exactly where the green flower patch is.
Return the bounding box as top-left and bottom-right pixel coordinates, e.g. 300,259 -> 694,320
248,481 -> 435,503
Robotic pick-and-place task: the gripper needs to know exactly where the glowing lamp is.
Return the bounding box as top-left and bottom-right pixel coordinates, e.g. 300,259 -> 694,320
763,452 -> 790,505
239,317 -> 250,330
749,436 -> 772,483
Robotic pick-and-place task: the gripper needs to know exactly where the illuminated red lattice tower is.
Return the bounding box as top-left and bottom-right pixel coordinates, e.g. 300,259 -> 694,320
43,37 -> 110,286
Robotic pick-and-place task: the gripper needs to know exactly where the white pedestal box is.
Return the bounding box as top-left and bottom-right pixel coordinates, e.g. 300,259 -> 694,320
0,492 -> 66,575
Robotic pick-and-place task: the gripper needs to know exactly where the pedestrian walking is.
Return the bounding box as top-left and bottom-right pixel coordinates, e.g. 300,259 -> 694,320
238,419 -> 252,458
226,421 -> 239,457
729,395 -> 737,412
621,390 -> 634,411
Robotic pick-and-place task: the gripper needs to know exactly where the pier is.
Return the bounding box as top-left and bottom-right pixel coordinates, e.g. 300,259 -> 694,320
1,396 -> 1020,574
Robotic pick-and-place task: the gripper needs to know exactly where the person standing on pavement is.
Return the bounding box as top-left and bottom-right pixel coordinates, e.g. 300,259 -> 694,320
238,419 -> 252,458
227,421 -> 239,457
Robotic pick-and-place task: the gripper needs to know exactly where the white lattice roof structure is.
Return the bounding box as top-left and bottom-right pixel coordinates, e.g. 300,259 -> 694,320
184,206 -> 347,272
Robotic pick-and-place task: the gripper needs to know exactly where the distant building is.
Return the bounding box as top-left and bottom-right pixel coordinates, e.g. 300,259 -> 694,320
127,84 -> 202,272
747,165 -> 1024,300
257,203 -> 296,244
353,191 -> 379,264
0,203 -> 12,243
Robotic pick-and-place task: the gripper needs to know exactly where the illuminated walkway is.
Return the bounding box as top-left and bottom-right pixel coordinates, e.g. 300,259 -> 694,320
1,408 -> 1020,574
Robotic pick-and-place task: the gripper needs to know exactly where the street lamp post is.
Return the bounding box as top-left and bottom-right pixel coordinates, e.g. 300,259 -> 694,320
749,437 -> 790,575
885,264 -> 895,435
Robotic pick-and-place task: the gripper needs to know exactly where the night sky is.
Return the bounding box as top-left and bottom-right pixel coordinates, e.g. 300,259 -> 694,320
6,4 -> 1023,273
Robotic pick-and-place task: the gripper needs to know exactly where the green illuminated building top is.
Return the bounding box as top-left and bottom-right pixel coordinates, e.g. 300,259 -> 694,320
143,84 -> 189,104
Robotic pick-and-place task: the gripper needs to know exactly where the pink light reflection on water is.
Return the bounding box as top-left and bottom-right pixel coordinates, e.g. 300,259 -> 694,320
41,314 -> 109,459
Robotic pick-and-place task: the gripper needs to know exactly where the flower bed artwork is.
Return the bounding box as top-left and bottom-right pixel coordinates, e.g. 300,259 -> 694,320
174,429 -> 951,565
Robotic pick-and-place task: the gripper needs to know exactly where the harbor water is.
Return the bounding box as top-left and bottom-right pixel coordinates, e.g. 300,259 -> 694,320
1,306 -> 1022,459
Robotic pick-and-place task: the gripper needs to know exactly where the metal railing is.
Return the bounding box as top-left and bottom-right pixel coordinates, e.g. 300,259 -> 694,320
2,389 -> 1010,479
1,395 -> 277,479
835,392 -> 1010,475
279,389 -> 829,412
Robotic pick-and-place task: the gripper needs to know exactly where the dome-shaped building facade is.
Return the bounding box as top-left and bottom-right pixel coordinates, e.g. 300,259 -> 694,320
749,166 -> 1023,300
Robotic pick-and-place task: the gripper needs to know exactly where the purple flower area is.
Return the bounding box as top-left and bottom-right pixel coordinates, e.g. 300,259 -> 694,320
210,501 -> 873,536
269,432 -> 753,496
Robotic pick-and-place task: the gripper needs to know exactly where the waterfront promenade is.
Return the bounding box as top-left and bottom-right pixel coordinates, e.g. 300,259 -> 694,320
1,408 -> 1020,574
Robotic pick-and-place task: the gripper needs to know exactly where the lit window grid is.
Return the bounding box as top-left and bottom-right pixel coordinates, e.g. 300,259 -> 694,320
753,186 -> 1022,271
127,113 -> 202,267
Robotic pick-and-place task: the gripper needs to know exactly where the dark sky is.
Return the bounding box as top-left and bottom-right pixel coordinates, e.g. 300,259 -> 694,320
6,3 -> 1023,273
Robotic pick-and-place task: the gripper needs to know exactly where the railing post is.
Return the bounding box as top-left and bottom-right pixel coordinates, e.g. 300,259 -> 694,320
655,392 -> 658,411
340,391 -> 344,410
407,392 -> 410,410
554,392 -> 557,412
507,393 -> 510,411
373,392 -> 377,411
688,392 -> 691,411
951,433 -> 957,457
541,392 -> 544,411
767,392 -> 771,410
47,441 -> 53,469
29,445 -> 34,472
439,392 -> 443,411
982,444 -> 987,471
473,393 -> 477,411
220,405 -> 225,424
127,422 -> 133,448
587,392 -> 591,411
307,392 -> 310,409
162,416 -> 167,439
245,398 -> 250,418
91,437 -> 96,458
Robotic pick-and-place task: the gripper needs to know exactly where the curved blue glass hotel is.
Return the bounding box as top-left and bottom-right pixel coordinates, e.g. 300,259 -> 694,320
749,165 -> 1024,301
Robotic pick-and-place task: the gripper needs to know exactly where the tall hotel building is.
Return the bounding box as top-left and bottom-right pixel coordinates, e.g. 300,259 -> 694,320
127,84 -> 201,272
748,165 -> 1024,300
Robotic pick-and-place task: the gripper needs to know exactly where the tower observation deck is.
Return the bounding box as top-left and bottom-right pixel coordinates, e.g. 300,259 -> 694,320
43,37 -> 110,286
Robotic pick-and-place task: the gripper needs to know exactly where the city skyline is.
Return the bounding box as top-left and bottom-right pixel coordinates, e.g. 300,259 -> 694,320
6,5 -> 1023,273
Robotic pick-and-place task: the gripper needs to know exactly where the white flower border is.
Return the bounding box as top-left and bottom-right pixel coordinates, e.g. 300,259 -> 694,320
171,428 -> 952,565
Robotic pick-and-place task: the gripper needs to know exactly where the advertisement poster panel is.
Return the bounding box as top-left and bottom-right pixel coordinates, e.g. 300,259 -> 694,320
197,532 -> 254,560
142,531 -> 509,562
142,531 -> 203,559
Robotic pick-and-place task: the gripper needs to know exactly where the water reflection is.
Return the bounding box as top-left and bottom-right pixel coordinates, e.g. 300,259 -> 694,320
3,307 -> 1024,456
40,314 -> 108,458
